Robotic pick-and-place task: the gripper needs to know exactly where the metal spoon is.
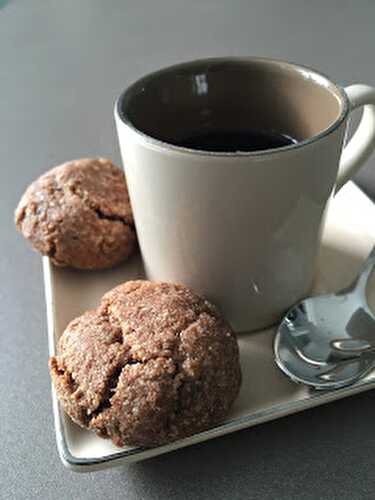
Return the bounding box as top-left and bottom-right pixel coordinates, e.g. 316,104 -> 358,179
274,246 -> 375,390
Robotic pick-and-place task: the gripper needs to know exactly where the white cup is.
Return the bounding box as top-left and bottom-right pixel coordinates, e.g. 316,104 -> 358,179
115,57 -> 375,332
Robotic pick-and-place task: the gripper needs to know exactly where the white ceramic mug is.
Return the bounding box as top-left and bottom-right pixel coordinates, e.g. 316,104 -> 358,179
115,57 -> 375,332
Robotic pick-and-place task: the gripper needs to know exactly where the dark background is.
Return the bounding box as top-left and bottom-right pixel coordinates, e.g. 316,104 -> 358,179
2,1 -> 375,498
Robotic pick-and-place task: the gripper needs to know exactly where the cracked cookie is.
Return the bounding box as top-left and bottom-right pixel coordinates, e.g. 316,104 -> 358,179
15,158 -> 136,269
49,280 -> 242,448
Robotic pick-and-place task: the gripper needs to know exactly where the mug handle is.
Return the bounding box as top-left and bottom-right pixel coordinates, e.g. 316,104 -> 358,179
336,84 -> 375,193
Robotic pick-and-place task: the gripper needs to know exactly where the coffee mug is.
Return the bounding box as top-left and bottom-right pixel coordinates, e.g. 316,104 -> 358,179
115,57 -> 375,332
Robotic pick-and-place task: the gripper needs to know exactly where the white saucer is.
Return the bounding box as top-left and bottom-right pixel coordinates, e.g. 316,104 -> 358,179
43,182 -> 375,472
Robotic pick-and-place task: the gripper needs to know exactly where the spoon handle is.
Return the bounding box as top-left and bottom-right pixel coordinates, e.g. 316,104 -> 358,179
353,245 -> 375,293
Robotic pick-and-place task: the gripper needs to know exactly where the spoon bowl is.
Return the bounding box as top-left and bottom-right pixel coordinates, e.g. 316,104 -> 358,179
274,247 -> 375,389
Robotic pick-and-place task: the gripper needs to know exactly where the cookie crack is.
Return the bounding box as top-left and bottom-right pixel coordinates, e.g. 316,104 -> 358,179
94,207 -> 134,229
88,364 -> 125,421
88,356 -> 146,423
174,311 -> 214,345
67,184 -> 134,229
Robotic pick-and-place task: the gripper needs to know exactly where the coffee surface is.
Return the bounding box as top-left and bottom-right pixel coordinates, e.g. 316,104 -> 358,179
173,128 -> 297,152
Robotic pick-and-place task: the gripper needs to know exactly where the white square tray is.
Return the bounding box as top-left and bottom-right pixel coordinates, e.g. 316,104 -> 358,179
44,182 -> 375,472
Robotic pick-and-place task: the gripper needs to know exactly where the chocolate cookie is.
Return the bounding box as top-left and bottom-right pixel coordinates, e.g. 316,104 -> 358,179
49,280 -> 242,448
15,158 -> 136,269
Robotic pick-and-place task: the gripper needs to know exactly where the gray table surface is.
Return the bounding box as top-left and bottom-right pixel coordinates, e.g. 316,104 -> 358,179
2,1 -> 375,499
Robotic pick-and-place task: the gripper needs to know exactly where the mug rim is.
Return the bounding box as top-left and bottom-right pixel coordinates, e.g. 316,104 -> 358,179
115,56 -> 350,157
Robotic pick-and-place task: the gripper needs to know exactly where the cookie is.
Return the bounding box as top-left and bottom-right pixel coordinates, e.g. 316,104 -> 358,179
15,158 -> 136,269
49,280 -> 242,448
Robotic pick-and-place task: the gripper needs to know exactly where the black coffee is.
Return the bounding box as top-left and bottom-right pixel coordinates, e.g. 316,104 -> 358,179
173,128 -> 297,152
